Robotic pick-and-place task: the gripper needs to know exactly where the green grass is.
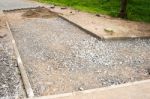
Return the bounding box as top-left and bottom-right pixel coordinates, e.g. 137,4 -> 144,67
36,0 -> 150,23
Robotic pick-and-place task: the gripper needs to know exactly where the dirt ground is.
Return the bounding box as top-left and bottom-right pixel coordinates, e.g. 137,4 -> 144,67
22,7 -> 58,18
5,8 -> 150,96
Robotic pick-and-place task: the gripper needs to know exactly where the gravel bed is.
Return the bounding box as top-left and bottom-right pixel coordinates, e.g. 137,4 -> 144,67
0,32 -> 25,99
8,15 -> 150,96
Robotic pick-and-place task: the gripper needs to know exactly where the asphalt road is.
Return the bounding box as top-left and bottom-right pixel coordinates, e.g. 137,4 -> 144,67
0,0 -> 39,10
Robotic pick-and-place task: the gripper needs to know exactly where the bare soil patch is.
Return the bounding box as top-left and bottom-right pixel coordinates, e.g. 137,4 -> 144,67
22,7 -> 58,18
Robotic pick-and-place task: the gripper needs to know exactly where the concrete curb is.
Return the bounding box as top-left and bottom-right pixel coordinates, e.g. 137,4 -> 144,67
57,15 -> 150,41
58,15 -> 150,41
27,79 -> 150,99
58,15 -> 104,40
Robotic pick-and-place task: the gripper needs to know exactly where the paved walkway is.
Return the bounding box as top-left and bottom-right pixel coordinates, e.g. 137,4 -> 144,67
0,0 -> 39,10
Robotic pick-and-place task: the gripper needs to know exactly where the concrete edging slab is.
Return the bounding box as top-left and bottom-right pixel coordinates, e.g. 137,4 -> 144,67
59,15 -> 150,40
58,15 -> 104,40
27,79 -> 150,99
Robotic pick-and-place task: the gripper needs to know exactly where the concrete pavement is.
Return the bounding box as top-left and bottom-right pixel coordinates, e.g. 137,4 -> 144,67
0,0 -> 39,10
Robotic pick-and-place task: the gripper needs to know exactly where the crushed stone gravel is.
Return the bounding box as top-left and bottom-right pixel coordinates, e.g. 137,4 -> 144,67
0,34 -> 25,99
7,13 -> 150,96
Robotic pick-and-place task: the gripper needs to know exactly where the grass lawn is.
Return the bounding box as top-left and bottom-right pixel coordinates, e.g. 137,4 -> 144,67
36,0 -> 150,23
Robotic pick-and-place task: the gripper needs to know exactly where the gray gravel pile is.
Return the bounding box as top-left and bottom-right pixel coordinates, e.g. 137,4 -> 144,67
0,33 -> 24,98
9,17 -> 150,96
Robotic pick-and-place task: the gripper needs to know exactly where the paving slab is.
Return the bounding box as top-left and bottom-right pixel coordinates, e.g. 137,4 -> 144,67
62,12 -> 150,39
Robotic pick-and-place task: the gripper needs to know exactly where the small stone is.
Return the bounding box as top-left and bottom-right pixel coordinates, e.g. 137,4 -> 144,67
96,14 -> 101,17
2,84 -> 8,88
0,33 -> 7,38
147,68 -> 150,75
102,82 -> 107,85
95,70 -> 101,73
104,28 -> 114,33
104,28 -> 114,35
119,61 -> 123,64
50,6 -> 55,9
61,7 -> 67,10
78,87 -> 84,91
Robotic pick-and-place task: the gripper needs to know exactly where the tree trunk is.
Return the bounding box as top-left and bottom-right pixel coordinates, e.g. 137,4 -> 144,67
118,0 -> 128,18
